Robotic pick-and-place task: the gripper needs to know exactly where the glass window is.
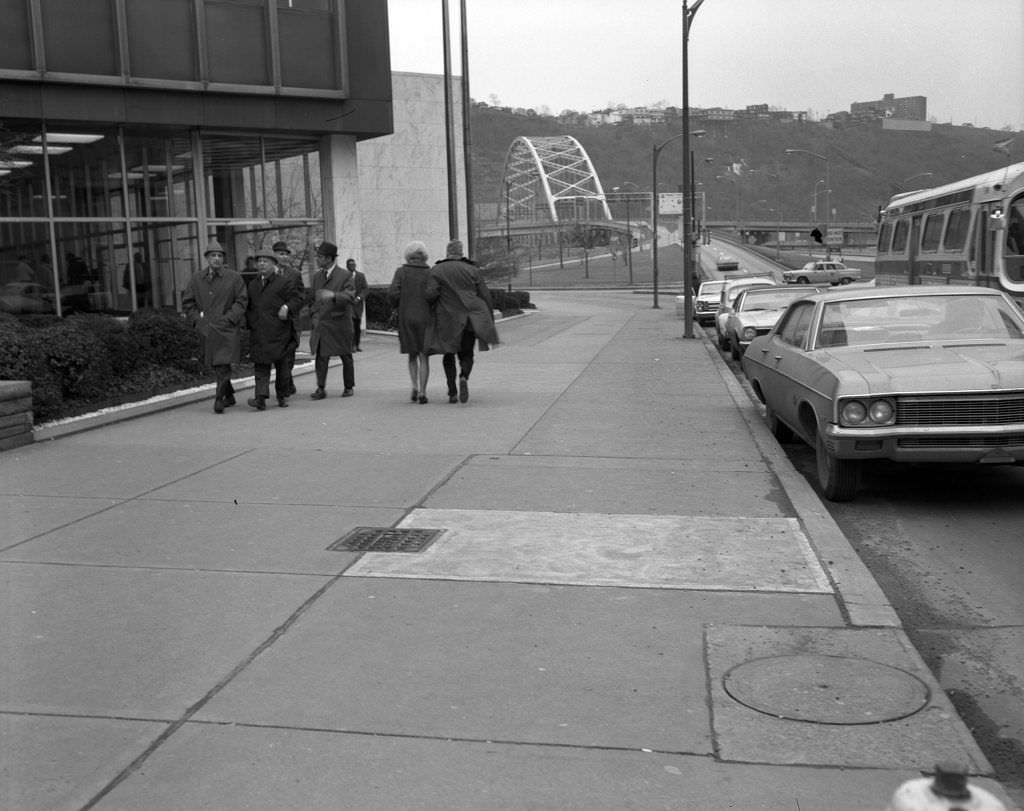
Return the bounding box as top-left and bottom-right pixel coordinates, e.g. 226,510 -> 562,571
204,0 -> 270,86
876,221 -> 892,253
279,4 -> 338,89
41,0 -> 118,76
892,218 -> 909,252
777,302 -> 814,347
921,213 -> 944,252
126,0 -> 199,82
942,207 -> 971,252
0,0 -> 34,70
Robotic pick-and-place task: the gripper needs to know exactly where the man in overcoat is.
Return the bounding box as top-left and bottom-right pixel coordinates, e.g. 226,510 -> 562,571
309,241 -> 359,399
273,240 -> 305,395
245,250 -> 305,409
347,258 -> 369,351
182,238 -> 248,414
425,240 -> 499,404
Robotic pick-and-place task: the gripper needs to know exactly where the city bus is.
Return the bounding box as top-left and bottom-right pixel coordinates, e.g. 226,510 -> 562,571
875,161 -> 1024,303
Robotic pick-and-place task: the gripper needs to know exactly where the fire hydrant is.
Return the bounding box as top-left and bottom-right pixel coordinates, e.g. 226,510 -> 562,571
887,762 -> 1007,811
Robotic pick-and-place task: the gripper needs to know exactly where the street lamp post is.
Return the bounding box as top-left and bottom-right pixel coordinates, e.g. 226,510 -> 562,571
680,0 -> 705,339
651,134 -> 684,309
786,147 -> 831,228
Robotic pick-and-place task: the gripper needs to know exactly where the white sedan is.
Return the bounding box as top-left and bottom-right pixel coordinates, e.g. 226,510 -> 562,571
741,285 -> 1024,501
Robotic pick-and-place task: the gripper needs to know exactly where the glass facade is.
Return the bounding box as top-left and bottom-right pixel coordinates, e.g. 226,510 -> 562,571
0,123 -> 323,315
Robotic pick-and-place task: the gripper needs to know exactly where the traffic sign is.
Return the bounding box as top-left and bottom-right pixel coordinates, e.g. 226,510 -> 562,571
658,193 -> 683,215
826,227 -> 844,246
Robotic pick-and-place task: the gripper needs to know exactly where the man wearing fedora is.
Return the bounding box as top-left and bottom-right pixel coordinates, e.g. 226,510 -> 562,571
245,250 -> 304,409
309,241 -> 358,399
426,239 -> 499,404
273,240 -> 305,395
346,258 -> 368,351
182,238 -> 248,414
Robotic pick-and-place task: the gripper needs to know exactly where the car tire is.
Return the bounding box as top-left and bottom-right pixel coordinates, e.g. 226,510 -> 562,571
839,277 -> 853,285
766,405 -> 794,443
815,431 -> 859,501
796,276 -> 809,284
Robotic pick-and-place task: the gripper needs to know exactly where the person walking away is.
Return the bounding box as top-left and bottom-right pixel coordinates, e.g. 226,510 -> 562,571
387,241 -> 433,403
245,249 -> 304,409
426,240 -> 499,404
182,238 -> 248,414
309,241 -> 358,400
273,240 -> 304,395
347,258 -> 368,351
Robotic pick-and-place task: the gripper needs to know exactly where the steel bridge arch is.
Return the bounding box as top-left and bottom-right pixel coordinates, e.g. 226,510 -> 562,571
498,135 -> 612,227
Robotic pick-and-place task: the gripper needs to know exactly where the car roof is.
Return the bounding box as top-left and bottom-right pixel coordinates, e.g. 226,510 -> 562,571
801,284 -> 1006,303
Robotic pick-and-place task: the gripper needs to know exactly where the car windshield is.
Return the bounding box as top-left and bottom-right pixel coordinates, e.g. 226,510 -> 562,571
738,289 -> 806,312
700,282 -> 725,296
816,294 -> 1024,347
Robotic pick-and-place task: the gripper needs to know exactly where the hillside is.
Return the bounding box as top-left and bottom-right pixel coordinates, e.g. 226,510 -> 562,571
469,105 -> 1021,228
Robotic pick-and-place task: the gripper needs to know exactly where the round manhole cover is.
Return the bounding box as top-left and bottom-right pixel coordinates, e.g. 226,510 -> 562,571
722,654 -> 931,724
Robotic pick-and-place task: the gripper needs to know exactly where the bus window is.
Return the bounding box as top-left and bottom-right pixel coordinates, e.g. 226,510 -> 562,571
877,221 -> 893,253
1008,199 -> 1024,255
943,207 -> 971,251
892,218 -> 909,252
921,212 -> 944,252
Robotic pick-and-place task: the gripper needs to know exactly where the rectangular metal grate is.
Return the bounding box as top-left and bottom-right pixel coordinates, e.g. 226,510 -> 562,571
328,527 -> 444,553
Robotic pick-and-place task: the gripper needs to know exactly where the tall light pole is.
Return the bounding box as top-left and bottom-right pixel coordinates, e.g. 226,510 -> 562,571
786,148 -> 831,226
681,0 -> 705,339
651,133 -> 684,308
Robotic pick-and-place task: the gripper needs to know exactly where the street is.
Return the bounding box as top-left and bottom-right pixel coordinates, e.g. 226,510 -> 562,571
717,327 -> 1024,808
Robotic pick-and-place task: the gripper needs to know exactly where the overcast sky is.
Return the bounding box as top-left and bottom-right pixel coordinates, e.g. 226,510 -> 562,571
387,0 -> 1024,133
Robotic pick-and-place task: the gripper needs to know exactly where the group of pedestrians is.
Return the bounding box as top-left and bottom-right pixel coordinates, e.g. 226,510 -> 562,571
181,237 -> 497,413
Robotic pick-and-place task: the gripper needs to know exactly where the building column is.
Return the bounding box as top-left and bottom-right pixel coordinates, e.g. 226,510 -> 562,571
320,133 -> 362,262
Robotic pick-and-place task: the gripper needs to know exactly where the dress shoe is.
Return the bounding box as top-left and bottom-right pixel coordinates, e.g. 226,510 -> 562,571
448,394 -> 458,404
214,397 -> 225,414
342,388 -> 354,397
223,394 -> 236,407
411,389 -> 419,403
310,388 -> 326,400
247,396 -> 266,411
277,397 -> 289,408
286,383 -> 297,397
355,346 -> 362,352
418,395 -> 428,404
459,377 -> 469,403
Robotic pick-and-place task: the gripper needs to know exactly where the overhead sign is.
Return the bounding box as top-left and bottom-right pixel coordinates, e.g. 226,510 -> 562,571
658,193 -> 683,215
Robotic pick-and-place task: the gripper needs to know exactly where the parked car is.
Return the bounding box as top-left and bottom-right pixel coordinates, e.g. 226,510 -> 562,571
723,285 -> 820,360
693,279 -> 726,325
781,260 -> 861,286
714,276 -> 775,351
741,286 -> 1024,501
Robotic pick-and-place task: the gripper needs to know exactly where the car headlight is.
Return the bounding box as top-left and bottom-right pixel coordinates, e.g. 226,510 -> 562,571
741,326 -> 758,341
839,398 -> 896,427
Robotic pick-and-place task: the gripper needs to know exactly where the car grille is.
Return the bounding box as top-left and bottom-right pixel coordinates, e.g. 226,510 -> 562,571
896,393 -> 1024,426
696,302 -> 716,312
898,434 -> 1024,448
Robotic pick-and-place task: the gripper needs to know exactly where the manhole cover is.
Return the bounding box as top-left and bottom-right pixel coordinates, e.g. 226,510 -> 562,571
328,527 -> 444,553
722,654 -> 931,725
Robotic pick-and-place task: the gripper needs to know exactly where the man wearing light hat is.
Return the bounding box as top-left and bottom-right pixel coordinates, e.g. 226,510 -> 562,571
309,240 -> 358,399
182,238 -> 248,414
245,249 -> 304,409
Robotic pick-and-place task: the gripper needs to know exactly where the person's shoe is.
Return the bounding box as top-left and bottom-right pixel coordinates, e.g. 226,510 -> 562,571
247,396 -> 266,411
223,394 -> 236,408
310,388 -> 326,400
286,383 -> 297,397
459,377 -> 469,403
277,397 -> 289,408
411,389 -> 419,402
214,397 -> 225,414
418,395 -> 428,404
355,346 -> 362,352
449,394 -> 458,404
342,388 -> 354,397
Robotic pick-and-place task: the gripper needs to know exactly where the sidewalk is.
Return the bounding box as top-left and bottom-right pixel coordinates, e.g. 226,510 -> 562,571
2,290 -> 1015,810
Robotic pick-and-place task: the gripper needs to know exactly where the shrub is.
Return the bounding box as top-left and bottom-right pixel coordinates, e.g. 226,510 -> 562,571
127,308 -> 203,372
